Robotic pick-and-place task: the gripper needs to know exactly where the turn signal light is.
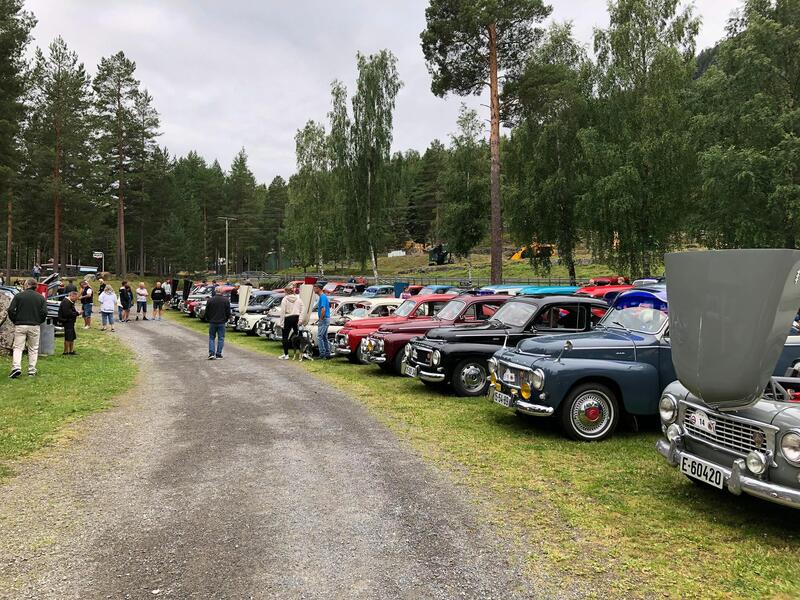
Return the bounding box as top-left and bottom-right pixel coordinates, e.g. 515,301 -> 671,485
520,381 -> 532,400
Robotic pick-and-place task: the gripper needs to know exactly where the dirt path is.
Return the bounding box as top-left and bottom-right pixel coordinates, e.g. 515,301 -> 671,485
0,318 -> 560,599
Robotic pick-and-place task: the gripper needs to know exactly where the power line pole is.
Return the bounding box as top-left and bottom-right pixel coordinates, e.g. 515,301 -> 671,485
217,216 -> 237,278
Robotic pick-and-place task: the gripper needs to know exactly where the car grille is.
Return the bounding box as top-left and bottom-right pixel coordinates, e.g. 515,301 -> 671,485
335,334 -> 348,347
413,346 -> 432,366
683,405 -> 769,456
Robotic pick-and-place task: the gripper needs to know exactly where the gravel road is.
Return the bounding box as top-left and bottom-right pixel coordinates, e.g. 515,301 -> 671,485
0,318 -> 553,599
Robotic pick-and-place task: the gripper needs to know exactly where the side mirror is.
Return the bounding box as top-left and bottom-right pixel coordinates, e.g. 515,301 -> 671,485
556,340 -> 573,362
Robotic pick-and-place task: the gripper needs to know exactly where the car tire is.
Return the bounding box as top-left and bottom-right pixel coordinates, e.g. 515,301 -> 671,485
378,362 -> 392,372
392,347 -> 407,374
346,352 -> 359,364
354,343 -> 368,365
451,359 -> 489,397
560,382 -> 620,441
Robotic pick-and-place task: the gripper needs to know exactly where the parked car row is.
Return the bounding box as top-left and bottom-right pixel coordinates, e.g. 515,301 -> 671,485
173,257 -> 800,510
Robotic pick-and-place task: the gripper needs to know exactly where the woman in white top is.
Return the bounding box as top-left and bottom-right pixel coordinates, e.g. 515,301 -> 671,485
278,285 -> 304,359
135,282 -> 149,321
99,286 -> 118,331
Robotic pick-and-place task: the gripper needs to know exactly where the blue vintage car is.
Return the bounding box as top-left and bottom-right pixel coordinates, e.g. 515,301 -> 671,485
489,284 -> 800,441
518,285 -> 579,296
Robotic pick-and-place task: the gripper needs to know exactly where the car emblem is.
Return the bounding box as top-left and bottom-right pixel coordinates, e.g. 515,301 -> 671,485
753,431 -> 766,448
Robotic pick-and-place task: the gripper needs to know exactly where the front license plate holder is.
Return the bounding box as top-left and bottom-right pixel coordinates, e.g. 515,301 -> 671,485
680,455 -> 724,489
405,364 -> 418,378
492,390 -> 512,408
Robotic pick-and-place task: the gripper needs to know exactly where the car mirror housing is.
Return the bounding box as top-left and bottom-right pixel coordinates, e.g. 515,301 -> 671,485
666,249 -> 800,411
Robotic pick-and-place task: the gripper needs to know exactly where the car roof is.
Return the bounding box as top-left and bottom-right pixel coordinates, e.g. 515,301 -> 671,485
508,294 -> 608,307
368,297 -> 403,305
413,293 -> 461,302
447,293 -> 509,304
615,284 -> 668,304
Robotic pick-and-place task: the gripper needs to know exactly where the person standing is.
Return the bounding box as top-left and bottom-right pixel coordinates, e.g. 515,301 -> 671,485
32,264 -> 41,279
64,278 -> 77,294
97,278 -> 106,294
99,285 -> 118,331
163,280 -> 172,302
59,289 -> 79,355
135,282 -> 149,321
314,283 -> 332,359
79,280 -> 93,329
151,282 -> 166,321
7,278 -> 47,378
278,285 -> 304,360
204,288 -> 231,360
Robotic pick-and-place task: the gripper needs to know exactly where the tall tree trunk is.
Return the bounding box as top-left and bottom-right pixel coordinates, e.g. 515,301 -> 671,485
53,118 -> 62,274
567,257 -> 576,285
139,218 -> 145,276
5,192 -> 12,280
366,165 -> 378,280
487,23 -> 503,285
116,84 -> 126,275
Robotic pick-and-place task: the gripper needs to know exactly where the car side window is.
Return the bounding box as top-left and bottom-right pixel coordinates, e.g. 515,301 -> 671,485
461,304 -> 478,321
532,305 -> 586,331
374,305 -> 390,317
431,302 -> 447,316
480,304 -> 499,320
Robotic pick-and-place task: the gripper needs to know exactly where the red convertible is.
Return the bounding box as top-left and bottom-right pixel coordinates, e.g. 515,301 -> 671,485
334,294 -> 455,363
363,294 -> 510,373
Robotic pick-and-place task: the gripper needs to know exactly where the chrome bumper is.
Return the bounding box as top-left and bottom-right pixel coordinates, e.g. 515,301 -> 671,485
366,354 -> 386,364
656,438 -> 800,509
514,399 -> 555,416
418,369 -> 445,383
335,347 -> 351,355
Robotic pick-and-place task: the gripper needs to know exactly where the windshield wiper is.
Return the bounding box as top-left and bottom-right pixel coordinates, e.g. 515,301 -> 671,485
612,320 -> 632,334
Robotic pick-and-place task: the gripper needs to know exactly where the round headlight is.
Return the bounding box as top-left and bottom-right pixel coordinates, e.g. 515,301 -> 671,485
781,431 -> 800,465
666,423 -> 682,443
367,339 -> 374,351
488,358 -> 497,374
432,350 -> 441,365
659,394 -> 678,424
520,381 -> 532,400
746,451 -> 767,475
404,344 -> 412,358
531,369 -> 545,390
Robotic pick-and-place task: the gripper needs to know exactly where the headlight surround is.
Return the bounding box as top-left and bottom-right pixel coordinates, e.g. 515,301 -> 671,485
780,431 -> 800,465
520,381 -> 532,400
488,358 -> 497,374
658,394 -> 678,424
531,368 -> 545,390
746,451 -> 768,475
432,350 -> 441,366
404,344 -> 412,358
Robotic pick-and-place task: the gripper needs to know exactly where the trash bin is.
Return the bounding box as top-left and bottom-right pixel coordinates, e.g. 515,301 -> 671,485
39,319 -> 55,356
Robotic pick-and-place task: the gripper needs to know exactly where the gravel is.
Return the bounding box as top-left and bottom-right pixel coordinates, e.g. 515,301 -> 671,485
0,318 -> 562,599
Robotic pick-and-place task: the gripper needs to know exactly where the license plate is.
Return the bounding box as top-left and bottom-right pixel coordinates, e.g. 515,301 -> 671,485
680,455 -> 724,489
405,365 -> 418,378
492,390 -> 512,408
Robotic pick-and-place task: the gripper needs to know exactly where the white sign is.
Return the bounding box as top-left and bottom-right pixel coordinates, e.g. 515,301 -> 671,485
92,251 -> 104,259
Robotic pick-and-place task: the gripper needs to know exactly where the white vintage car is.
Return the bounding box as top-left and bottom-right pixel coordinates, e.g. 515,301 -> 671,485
306,296 -> 403,349
231,291 -> 283,334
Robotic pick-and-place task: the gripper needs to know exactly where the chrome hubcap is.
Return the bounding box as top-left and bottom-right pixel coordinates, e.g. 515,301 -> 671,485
460,364 -> 486,393
571,391 -> 613,438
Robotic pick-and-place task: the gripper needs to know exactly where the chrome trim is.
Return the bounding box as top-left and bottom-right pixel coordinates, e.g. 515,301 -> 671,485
656,438 -> 800,509
779,429 -> 800,467
334,347 -> 352,355
497,359 -> 533,372
367,355 -> 387,364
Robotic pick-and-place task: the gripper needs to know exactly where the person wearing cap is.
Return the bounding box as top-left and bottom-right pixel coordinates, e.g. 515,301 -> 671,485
7,278 -> 47,378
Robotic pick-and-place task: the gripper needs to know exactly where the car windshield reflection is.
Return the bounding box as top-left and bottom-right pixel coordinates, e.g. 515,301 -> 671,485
600,294 -> 668,334
490,302 -> 537,328
436,300 -> 465,321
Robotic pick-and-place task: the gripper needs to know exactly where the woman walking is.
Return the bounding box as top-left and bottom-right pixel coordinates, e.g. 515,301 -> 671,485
278,285 -> 304,360
119,281 -> 132,322
99,285 -> 118,331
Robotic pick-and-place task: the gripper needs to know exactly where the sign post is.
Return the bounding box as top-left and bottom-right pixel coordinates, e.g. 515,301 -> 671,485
92,251 -> 104,273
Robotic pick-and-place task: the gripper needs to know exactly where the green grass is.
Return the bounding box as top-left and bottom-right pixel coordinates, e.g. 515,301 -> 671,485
167,308 -> 800,599
0,325 -> 137,480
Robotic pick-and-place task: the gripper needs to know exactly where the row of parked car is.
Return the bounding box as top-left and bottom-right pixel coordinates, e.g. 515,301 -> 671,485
172,254 -> 800,510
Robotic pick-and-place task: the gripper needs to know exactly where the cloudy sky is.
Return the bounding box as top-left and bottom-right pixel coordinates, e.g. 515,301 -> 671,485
26,0 -> 739,183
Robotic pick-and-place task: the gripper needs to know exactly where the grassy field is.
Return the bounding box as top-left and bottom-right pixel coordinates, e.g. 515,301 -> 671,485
0,326 -> 137,480
166,308 -> 800,599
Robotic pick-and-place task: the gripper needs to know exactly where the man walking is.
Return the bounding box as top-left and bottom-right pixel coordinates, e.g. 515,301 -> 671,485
314,283 -> 332,359
151,282 -> 166,321
7,278 -> 47,378
59,289 -> 79,355
135,282 -> 149,321
79,280 -> 93,329
205,288 -> 231,360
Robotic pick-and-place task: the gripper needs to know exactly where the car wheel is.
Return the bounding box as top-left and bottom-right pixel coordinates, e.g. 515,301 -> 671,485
392,347 -> 407,374
452,359 -> 488,397
354,343 -> 368,365
560,382 -> 620,441
346,352 -> 359,364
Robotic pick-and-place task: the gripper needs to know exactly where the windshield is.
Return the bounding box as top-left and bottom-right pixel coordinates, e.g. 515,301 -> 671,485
349,308 -> 369,319
600,292 -> 669,334
363,286 -> 380,297
418,286 -> 443,296
394,299 -> 416,317
491,302 -> 537,327
436,300 -> 465,321
323,282 -> 340,293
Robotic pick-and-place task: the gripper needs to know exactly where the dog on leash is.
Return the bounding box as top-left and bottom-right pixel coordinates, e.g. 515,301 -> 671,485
290,328 -> 314,361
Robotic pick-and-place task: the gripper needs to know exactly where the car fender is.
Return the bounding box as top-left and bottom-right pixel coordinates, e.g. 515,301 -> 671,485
438,343 -> 503,370
532,357 -> 660,415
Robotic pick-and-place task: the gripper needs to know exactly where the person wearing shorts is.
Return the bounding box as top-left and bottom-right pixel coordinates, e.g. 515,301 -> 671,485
135,282 -> 149,321
99,285 -> 118,331
59,290 -> 80,355
151,282 -> 166,321
79,281 -> 93,329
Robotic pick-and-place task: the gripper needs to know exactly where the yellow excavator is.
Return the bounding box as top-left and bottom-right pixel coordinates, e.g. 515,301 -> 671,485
511,243 -> 556,261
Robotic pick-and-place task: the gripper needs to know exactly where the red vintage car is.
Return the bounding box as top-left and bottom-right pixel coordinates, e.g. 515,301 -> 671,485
363,294 -> 510,373
587,276 -> 630,286
334,293 -> 455,363
575,283 -> 633,304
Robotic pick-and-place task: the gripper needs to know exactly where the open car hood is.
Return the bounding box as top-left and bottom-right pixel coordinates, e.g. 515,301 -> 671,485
666,249 -> 800,411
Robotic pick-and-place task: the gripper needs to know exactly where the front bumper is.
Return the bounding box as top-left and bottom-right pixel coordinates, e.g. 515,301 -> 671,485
418,369 -> 445,382
366,354 -> 387,364
656,438 -> 800,509
489,388 -> 554,416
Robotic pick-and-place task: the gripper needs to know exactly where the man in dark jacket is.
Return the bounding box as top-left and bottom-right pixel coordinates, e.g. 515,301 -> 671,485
59,290 -> 80,355
205,288 -> 231,360
7,278 -> 47,378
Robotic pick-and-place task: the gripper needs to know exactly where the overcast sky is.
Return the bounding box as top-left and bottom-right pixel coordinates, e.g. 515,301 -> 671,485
26,0 -> 739,183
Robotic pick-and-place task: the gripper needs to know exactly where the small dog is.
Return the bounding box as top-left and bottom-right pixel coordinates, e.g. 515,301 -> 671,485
291,328 -> 314,361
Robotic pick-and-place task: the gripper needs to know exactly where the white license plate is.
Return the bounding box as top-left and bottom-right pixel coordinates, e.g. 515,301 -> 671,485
502,371 -> 516,384
492,390 -> 512,408
405,365 -> 418,378
680,455 -> 724,489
